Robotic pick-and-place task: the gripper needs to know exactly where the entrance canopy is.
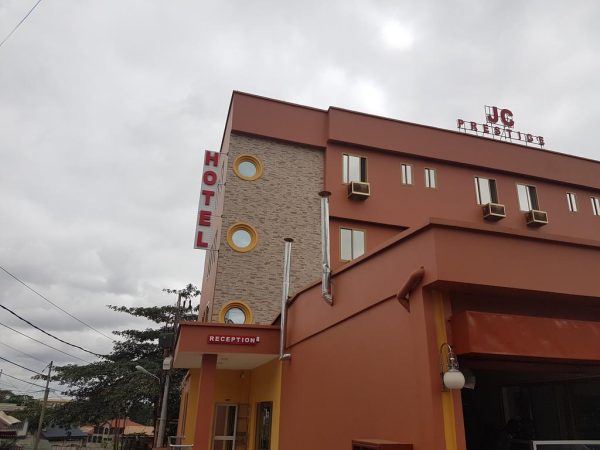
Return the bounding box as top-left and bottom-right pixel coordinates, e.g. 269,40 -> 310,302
173,321 -> 280,370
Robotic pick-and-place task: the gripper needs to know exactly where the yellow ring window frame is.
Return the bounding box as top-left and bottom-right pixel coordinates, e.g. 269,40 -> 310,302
227,223 -> 258,253
219,301 -> 253,324
233,154 -> 263,181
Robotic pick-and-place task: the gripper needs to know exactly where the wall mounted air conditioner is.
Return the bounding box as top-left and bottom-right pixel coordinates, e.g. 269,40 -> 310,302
348,181 -> 370,200
526,209 -> 548,227
482,203 -> 506,221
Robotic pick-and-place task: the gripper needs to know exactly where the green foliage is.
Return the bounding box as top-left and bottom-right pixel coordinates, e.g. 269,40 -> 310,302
47,285 -> 200,430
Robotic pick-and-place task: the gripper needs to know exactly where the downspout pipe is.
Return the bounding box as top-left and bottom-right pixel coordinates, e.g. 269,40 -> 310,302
279,238 -> 293,360
319,191 -> 333,305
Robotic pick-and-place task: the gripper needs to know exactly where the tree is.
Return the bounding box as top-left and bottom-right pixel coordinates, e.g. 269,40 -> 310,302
47,284 -> 200,435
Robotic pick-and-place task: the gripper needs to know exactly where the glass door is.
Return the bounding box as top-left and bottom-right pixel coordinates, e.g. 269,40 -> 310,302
213,404 -> 238,450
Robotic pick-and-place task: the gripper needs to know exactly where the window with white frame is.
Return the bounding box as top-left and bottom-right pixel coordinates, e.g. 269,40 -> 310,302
340,228 -> 365,261
516,184 -> 539,211
424,168 -> 436,188
342,154 -> 367,183
474,177 -> 499,205
566,192 -> 578,212
401,164 -> 413,185
591,197 -> 600,216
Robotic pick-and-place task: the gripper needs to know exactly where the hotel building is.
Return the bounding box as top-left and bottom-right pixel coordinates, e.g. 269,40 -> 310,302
174,92 -> 600,450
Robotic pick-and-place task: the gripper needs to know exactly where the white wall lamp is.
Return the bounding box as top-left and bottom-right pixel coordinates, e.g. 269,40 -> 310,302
440,343 -> 466,390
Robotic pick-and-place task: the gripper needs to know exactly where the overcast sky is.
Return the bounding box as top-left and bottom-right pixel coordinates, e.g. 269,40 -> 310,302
1,0 -> 599,397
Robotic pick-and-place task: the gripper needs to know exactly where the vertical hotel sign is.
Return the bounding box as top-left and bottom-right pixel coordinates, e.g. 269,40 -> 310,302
194,151 -> 220,249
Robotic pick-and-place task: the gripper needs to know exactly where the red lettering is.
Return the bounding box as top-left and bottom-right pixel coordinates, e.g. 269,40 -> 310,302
201,190 -> 215,206
457,119 -> 465,128
204,151 -> 220,167
195,231 -> 209,248
506,129 -> 512,139
470,122 -> 477,131
482,124 -> 490,134
486,106 -> 499,124
203,170 -> 217,185
538,136 -> 545,146
526,134 -> 533,143
494,127 -> 501,136
198,210 -> 211,227
500,109 -> 514,127
517,131 -> 522,140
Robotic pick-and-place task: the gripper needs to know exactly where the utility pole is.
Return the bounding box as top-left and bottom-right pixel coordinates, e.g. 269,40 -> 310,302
156,292 -> 180,448
34,361 -> 52,450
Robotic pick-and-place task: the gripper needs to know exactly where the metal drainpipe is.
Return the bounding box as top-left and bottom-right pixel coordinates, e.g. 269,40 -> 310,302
319,191 -> 333,305
279,238 -> 293,360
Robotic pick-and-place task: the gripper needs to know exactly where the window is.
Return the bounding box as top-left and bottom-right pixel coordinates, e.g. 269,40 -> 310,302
592,197 -> 600,216
342,154 -> 367,183
401,164 -> 413,185
425,168 -> 436,188
233,154 -> 263,181
227,223 -> 258,253
219,301 -> 252,324
255,402 -> 273,450
516,184 -> 539,211
474,177 -> 498,205
340,228 -> 365,261
566,192 -> 578,212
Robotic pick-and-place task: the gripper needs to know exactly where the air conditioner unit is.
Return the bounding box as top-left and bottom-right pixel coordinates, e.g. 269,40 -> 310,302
526,209 -> 548,227
482,203 -> 506,221
348,181 -> 370,200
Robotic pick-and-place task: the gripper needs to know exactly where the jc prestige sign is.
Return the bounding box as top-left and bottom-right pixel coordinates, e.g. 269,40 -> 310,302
457,105 -> 545,148
207,335 -> 261,345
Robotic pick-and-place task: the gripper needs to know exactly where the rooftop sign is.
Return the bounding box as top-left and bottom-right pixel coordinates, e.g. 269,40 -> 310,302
457,106 -> 545,148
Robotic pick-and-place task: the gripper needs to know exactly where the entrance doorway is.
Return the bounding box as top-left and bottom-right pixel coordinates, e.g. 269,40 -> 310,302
255,402 -> 273,450
460,360 -> 600,450
212,404 -> 237,450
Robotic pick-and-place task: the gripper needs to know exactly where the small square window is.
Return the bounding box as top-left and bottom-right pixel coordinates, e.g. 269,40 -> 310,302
474,177 -> 498,205
340,228 -> 365,261
401,164 -> 413,185
342,154 -> 367,183
516,184 -> 539,211
425,168 -> 436,188
591,197 -> 600,216
566,192 -> 578,212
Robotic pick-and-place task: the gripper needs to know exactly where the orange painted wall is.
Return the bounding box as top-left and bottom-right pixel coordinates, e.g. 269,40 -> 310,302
326,143 -> 600,242
280,288 -> 450,450
181,369 -> 201,445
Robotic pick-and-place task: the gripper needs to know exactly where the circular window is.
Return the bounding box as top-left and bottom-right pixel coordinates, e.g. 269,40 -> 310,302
224,307 -> 246,324
227,223 -> 258,253
233,155 -> 263,181
219,301 -> 253,324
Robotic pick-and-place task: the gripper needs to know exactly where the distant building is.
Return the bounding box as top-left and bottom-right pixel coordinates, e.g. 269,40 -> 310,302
0,410 -> 28,440
84,419 -> 153,446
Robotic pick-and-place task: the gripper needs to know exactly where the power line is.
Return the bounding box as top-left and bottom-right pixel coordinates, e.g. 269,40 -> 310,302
0,321 -> 91,364
0,0 -> 44,50
0,355 -> 42,375
0,341 -> 48,366
0,371 -> 57,391
0,303 -> 106,358
0,265 -> 116,342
